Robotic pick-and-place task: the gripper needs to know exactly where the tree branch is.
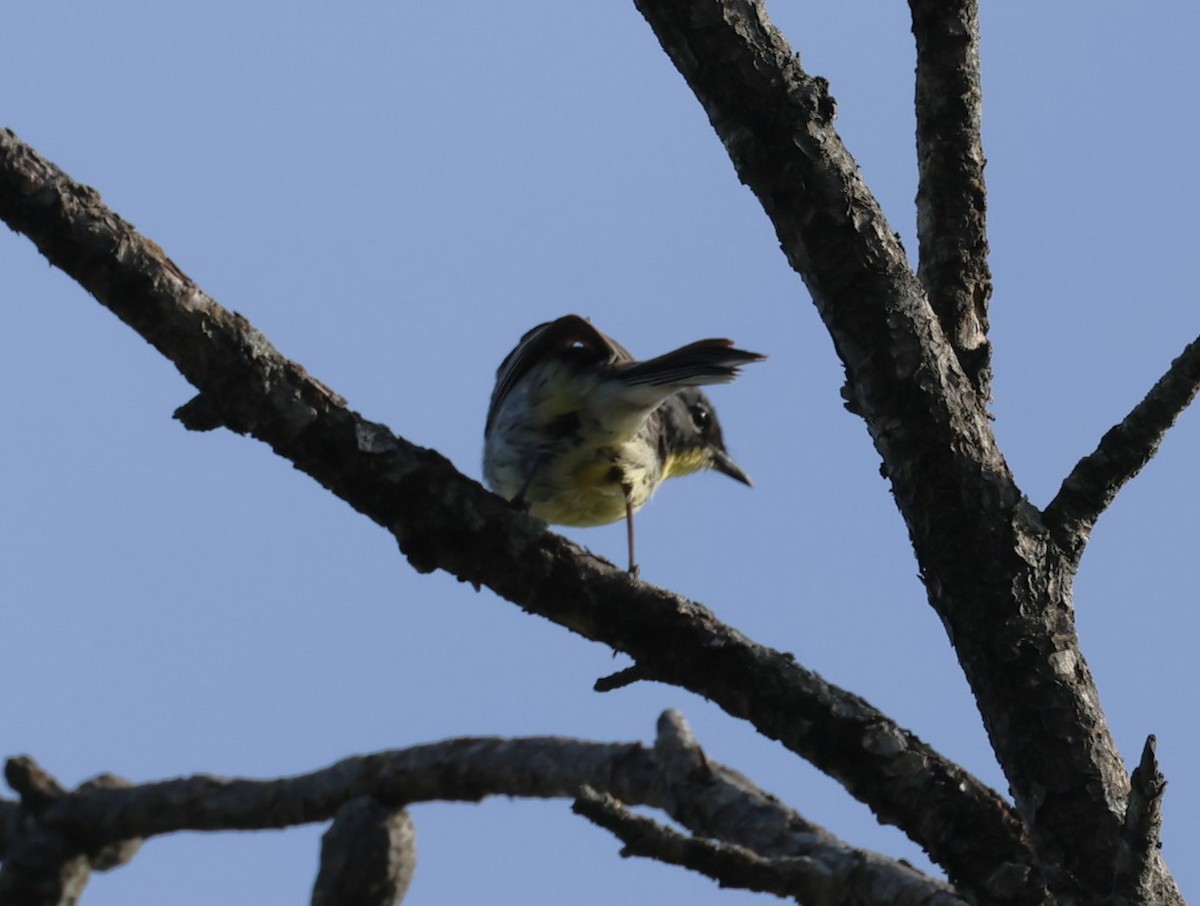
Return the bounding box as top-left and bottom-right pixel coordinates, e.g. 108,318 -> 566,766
574,789 -> 966,906
0,762 -> 140,906
603,712 -> 972,906
5,739 -> 640,847
2,713 -> 958,906
909,0 -> 992,399
0,825 -> 90,906
574,790 -> 800,899
0,127 -> 1038,900
0,757 -> 84,906
311,798 -> 416,906
628,2 -> 1173,895
1113,736 -> 1169,904
1044,333 -> 1200,563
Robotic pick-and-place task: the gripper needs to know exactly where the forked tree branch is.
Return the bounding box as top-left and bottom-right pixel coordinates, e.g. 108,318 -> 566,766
628,2 -> 1181,897
0,128 -> 1040,901
583,711 -> 969,906
1044,333 -> 1200,563
909,0 -> 992,399
0,713 -> 955,906
0,765 -> 140,906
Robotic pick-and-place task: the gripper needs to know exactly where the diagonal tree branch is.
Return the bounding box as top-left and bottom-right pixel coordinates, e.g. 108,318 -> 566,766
0,127 -> 1040,901
574,791 -> 806,901
574,788 -> 968,906
909,0 -> 992,400
582,711 -> 973,906
1043,333 -> 1200,563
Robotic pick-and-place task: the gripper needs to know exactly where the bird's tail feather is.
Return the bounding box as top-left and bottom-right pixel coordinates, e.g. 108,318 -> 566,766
618,339 -> 765,388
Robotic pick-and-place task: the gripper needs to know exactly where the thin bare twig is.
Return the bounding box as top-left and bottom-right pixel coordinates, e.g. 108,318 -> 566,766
574,788 -> 967,906
574,789 -> 802,902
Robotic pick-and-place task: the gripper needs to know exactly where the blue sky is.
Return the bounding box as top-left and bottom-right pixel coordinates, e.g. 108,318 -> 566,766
3,3 -> 1198,903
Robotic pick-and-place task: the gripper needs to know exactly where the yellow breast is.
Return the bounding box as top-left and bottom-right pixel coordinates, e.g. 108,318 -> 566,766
526,443 -> 661,527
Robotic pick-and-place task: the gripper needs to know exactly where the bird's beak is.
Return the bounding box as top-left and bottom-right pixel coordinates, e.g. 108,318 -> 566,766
711,448 -> 753,486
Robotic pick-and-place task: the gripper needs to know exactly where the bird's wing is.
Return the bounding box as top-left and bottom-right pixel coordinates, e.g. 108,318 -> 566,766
486,315 -> 632,433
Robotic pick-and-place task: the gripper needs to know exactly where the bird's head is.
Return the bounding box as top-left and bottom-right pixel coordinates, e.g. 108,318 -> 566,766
658,389 -> 752,486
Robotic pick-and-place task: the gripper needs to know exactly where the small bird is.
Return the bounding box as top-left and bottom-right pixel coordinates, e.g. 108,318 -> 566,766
483,314 -> 765,574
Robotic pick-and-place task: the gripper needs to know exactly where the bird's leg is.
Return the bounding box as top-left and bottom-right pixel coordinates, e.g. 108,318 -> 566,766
622,482 -> 639,578
511,457 -> 545,513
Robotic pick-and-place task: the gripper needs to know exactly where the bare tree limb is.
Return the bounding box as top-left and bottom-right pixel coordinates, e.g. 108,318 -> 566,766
575,788 -> 967,906
0,762 -> 141,906
4,740 -> 638,847
63,776 -> 142,874
0,758 -> 85,906
575,789 -> 799,899
4,758 -> 65,814
909,0 -> 992,399
0,128 -> 1039,901
1113,736 -> 1169,905
594,663 -> 652,691
312,798 -> 416,906
0,802 -> 15,858
2,714 -> 955,904
609,712 -> 973,906
1044,334 -> 1200,563
0,824 -> 89,906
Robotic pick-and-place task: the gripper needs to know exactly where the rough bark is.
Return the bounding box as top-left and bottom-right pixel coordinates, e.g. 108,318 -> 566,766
311,799 -> 416,906
1044,335 -> 1200,564
0,713 -> 954,906
574,789 -> 965,906
910,0 -> 992,399
0,761 -> 139,906
629,0 -> 1181,900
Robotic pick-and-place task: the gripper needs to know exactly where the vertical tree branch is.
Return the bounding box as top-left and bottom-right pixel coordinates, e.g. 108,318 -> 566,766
1113,736 -> 1168,903
312,799 -> 416,906
0,759 -> 90,906
909,0 -> 992,400
628,2 -> 1180,900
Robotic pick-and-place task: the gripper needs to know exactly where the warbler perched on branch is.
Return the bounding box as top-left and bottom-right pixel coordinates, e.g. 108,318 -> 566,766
483,314 -> 765,574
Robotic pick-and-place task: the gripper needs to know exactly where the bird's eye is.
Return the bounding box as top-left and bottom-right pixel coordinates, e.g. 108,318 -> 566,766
689,403 -> 710,431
